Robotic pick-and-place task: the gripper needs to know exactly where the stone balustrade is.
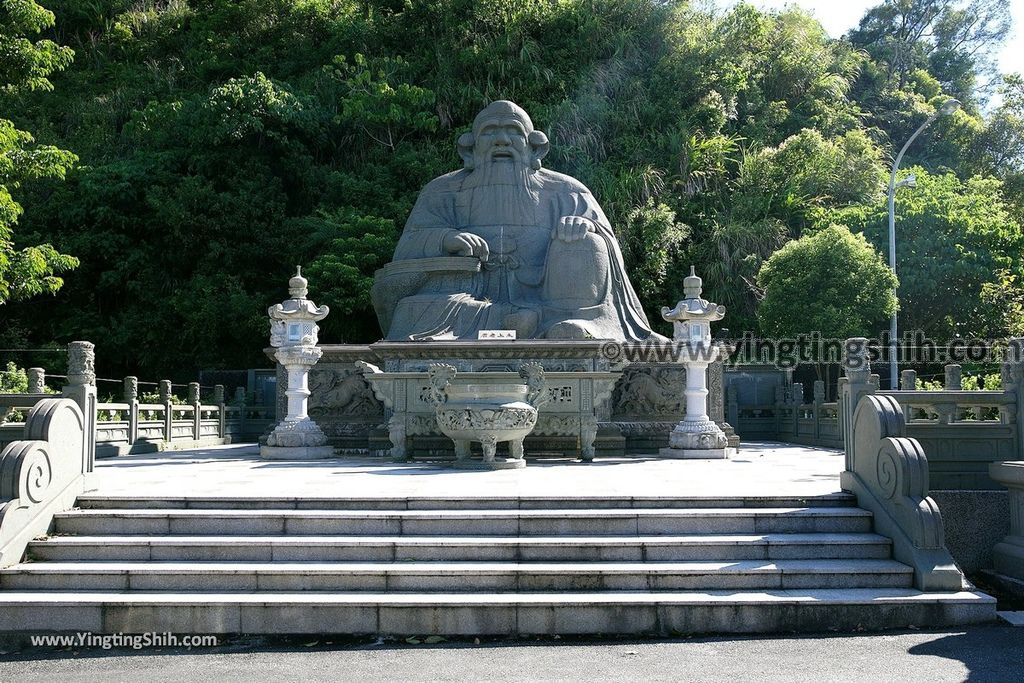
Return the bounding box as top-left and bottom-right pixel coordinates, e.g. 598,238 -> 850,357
836,337 -> 1024,578
0,342 -> 95,567
838,339 -> 962,590
727,378 -> 843,449
727,349 -> 1023,491
2,365 -> 274,457
92,384 -> 273,456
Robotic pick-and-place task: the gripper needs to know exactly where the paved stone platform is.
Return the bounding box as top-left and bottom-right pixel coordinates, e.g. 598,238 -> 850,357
86,442 -> 844,500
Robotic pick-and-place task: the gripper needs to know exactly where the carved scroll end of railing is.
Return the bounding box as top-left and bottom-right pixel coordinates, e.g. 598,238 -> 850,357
842,394 -> 962,591
873,436 -> 946,549
355,361 -> 395,409
0,398 -> 87,567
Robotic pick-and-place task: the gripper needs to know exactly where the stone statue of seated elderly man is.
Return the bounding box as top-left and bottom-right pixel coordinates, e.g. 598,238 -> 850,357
371,100 -> 660,341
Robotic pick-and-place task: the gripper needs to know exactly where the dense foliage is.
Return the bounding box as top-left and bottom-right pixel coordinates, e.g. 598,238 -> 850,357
817,167 -> 1024,339
756,225 -> 898,339
0,0 -> 78,304
2,0 -> 1022,379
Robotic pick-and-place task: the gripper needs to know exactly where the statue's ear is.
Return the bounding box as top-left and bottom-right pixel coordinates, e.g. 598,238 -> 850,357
457,132 -> 475,169
528,130 -> 549,170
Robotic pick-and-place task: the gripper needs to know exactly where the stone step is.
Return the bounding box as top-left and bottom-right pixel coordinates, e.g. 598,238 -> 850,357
75,494 -> 858,511
0,560 -> 914,592
0,589 -> 995,635
27,533 -> 895,563
52,507 -> 873,536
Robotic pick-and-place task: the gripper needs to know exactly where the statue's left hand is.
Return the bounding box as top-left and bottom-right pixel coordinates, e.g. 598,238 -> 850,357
555,215 -> 596,242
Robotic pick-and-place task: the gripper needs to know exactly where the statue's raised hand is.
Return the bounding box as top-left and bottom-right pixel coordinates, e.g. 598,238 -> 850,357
555,215 -> 596,242
443,231 -> 490,262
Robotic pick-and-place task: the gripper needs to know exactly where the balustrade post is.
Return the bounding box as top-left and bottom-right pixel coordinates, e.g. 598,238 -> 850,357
1004,338 -> 1024,454
813,380 -> 825,440
944,364 -> 962,390
234,387 -> 248,438
791,382 -> 803,435
900,369 -> 917,391
124,376 -> 139,446
990,461 -> 1024,580
159,380 -> 173,443
942,364 -> 964,421
214,384 -> 226,439
774,384 -> 785,437
189,382 -> 201,440
63,342 -> 97,472
27,367 -> 45,394
841,338 -> 876,470
726,384 -> 738,427
813,380 -> 825,406
837,377 -> 848,445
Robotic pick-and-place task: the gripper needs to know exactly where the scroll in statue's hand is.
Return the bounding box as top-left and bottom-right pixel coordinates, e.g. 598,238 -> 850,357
555,216 -> 596,242
442,231 -> 490,262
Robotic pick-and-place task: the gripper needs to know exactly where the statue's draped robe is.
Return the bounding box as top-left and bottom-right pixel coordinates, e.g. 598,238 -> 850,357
381,167 -> 657,341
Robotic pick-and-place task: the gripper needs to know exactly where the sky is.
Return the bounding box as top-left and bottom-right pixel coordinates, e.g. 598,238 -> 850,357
716,0 -> 1024,79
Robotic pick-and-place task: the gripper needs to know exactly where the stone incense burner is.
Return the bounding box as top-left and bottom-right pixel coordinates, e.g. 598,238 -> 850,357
426,362 -> 549,469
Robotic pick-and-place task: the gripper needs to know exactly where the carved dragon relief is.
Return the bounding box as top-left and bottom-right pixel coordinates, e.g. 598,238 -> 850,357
612,366 -> 685,418
308,366 -> 383,417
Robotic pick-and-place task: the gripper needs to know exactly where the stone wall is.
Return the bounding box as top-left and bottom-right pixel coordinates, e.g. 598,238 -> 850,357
930,490 -> 1010,572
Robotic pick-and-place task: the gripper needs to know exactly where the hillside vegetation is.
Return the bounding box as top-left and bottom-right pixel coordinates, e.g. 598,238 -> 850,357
3,0 -> 1022,378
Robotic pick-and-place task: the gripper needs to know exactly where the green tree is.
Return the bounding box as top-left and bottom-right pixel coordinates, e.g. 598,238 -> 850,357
306,211 -> 398,344
846,0 -> 1007,183
0,0 -> 78,304
818,167 -> 1024,339
848,0 -> 1011,105
971,74 -> 1024,220
617,200 -> 689,304
980,270 -> 1024,337
732,128 -> 886,233
756,224 -> 898,340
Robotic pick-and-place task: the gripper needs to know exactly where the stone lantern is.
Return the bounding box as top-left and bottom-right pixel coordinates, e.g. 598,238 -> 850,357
260,267 -> 334,460
659,267 -> 730,459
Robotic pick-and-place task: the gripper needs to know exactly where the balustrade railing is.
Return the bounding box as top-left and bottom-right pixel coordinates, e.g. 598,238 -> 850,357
729,359 -> 1023,468
728,379 -> 843,448
2,367 -> 274,457
838,348 -> 1024,491
836,338 -> 1024,586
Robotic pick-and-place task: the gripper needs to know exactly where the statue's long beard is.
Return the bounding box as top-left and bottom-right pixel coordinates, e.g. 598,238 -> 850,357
465,160 -> 540,226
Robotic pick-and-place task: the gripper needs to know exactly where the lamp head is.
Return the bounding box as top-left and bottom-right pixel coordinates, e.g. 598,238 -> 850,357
939,99 -> 961,116
896,174 -> 917,189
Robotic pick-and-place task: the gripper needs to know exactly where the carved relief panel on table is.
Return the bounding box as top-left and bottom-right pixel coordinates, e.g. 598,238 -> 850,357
534,414 -> 581,436
612,366 -> 685,419
308,367 -> 383,417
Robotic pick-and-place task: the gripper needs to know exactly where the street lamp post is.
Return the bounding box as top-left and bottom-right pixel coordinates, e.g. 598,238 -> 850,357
887,98 -> 961,389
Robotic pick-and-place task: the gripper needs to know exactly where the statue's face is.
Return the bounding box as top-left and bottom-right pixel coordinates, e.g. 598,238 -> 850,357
473,117 -> 530,166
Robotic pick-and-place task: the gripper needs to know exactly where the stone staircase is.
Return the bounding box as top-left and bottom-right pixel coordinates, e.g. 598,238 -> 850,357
0,493 -> 995,635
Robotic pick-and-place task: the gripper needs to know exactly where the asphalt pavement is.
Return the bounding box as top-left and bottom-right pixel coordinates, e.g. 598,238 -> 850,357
2,624 -> 1023,682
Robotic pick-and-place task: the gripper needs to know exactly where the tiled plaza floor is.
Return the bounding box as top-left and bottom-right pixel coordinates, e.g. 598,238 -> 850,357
86,442 -> 844,500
